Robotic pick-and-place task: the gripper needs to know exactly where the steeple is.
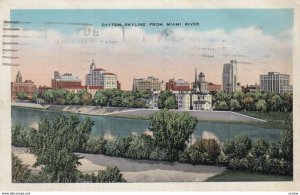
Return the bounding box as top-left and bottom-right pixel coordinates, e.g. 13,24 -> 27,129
90,60 -> 96,73
16,71 -> 22,83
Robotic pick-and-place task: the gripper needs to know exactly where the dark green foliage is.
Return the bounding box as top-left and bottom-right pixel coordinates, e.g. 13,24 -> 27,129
222,139 -> 235,158
267,142 -> 280,158
149,147 -> 170,161
233,134 -> 252,159
12,153 -> 30,183
29,115 -> 94,182
280,114 -> 293,162
12,126 -> 34,147
149,109 -> 197,160
157,90 -> 178,109
251,138 -> 269,157
126,134 -> 155,159
85,136 -> 107,154
78,167 -> 125,183
213,91 -> 292,112
105,137 -> 132,157
16,92 -> 28,100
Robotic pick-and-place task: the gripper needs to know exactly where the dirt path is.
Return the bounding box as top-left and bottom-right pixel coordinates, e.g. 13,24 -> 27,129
12,146 -> 225,182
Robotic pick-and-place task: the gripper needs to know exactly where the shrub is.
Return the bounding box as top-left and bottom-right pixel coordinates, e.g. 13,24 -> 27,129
126,134 -> 155,159
149,147 -> 170,161
267,142 -> 280,158
12,153 -> 30,183
96,167 -> 126,183
189,148 -> 210,165
190,138 -> 221,164
251,138 -> 269,157
233,134 -> 252,159
105,137 -> 131,157
222,139 -> 235,158
178,149 -> 191,163
12,126 -> 34,147
85,136 -> 107,154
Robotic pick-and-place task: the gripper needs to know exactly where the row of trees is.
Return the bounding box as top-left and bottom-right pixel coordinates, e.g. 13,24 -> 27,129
213,91 -> 292,112
31,89 -> 151,108
12,110 -> 293,179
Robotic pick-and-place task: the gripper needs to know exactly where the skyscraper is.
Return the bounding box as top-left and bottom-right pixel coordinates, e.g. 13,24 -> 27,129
260,72 -> 293,94
222,60 -> 237,93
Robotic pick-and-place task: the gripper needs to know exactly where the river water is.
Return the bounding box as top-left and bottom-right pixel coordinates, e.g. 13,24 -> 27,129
12,107 -> 281,142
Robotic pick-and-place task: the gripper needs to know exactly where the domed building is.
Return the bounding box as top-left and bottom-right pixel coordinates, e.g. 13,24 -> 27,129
193,68 -> 208,94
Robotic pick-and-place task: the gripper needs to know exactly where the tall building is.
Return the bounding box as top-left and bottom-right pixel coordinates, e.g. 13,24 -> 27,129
166,78 -> 190,91
260,72 -> 292,94
11,71 -> 36,100
85,61 -> 118,89
222,60 -> 237,93
133,76 -> 162,91
192,68 -> 208,93
51,71 -> 81,89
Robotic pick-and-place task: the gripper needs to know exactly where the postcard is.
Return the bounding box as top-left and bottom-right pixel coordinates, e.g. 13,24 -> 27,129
0,0 -> 299,192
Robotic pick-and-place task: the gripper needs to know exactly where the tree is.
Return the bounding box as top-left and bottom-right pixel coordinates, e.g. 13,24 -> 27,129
12,153 -> 30,183
241,96 -> 254,111
255,99 -> 267,113
16,92 -> 28,101
234,134 -> 252,159
93,91 -> 108,106
215,101 -> 228,111
229,99 -> 241,111
148,109 -> 197,160
251,138 -> 269,157
29,115 -> 94,182
44,89 -> 55,104
85,136 -> 107,154
280,114 -> 293,162
126,134 -> 155,159
158,91 -> 178,109
82,92 -> 93,105
79,167 -> 126,183
270,94 -> 283,111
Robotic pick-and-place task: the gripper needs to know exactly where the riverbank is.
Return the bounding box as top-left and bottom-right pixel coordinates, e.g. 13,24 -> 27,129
12,102 -> 266,123
12,146 -> 226,182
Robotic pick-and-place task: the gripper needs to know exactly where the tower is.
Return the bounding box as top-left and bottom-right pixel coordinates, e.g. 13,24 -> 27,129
16,71 -> 22,83
90,60 -> 96,73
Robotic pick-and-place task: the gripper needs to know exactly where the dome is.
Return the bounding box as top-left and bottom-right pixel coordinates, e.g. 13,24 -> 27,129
198,72 -> 205,77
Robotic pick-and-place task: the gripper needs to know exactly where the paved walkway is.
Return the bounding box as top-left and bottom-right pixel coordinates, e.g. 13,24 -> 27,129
12,146 -> 225,182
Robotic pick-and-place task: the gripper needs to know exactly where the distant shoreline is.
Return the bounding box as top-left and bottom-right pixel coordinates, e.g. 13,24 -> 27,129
12,102 -> 266,124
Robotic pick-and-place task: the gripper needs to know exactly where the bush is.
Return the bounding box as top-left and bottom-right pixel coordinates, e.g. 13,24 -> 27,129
233,134 -> 252,159
267,142 -> 280,158
251,138 -> 269,157
96,167 -> 126,183
149,147 -> 170,161
126,134 -> 155,159
12,126 -> 34,147
228,157 -> 252,170
223,139 -> 235,158
189,148 -> 210,165
190,138 -> 221,164
85,136 -> 107,154
12,153 -> 30,183
105,137 -> 131,157
178,149 -> 191,163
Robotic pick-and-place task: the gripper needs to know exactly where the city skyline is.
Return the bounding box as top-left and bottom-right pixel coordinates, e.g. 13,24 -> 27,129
9,9 -> 293,90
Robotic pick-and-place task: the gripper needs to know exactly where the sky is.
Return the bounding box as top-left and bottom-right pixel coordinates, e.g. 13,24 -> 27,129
8,9 -> 294,90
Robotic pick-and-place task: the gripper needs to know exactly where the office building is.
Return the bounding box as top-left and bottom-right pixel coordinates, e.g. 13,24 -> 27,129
222,60 -> 237,93
207,82 -> 222,93
11,71 -> 36,100
51,71 -> 81,89
166,78 -> 190,91
85,61 -> 118,89
260,72 -> 293,94
133,76 -> 162,91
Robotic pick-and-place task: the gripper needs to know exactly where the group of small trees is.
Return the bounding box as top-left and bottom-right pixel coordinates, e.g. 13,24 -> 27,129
157,90 -> 178,109
31,89 -> 151,108
213,91 -> 292,112
220,114 -> 293,175
12,115 -> 125,183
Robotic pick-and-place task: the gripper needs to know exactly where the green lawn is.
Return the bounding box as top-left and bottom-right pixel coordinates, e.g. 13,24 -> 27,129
236,111 -> 291,128
206,170 -> 293,182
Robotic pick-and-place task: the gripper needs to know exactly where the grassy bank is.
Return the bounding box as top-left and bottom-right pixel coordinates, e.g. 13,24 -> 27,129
206,169 -> 293,182
236,111 -> 291,128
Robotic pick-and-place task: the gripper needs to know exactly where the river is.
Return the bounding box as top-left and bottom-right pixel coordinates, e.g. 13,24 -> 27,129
12,107 -> 281,142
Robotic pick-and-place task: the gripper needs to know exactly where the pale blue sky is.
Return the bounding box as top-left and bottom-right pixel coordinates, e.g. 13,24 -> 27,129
11,9 -> 293,35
